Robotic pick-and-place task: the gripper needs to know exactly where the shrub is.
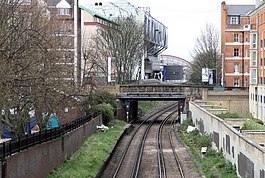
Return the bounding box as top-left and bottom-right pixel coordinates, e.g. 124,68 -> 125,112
252,118 -> 264,125
215,112 -> 239,119
241,119 -> 265,130
82,90 -> 117,116
96,103 -> 114,125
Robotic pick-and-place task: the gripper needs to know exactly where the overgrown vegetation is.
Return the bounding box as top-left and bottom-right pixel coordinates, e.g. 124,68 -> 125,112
138,101 -> 162,114
83,90 -> 116,125
47,120 -> 126,178
241,119 -> 265,131
215,112 -> 239,119
179,119 -> 238,177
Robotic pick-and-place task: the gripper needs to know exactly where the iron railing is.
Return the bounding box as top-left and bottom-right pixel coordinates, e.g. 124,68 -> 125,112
0,111 -> 100,159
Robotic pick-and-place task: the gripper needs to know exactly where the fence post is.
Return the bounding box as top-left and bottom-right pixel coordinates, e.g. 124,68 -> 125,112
9,140 -> 11,157
26,135 -> 28,149
45,129 -> 47,142
33,133 -> 35,146
18,136 -> 21,152
1,157 -> 6,178
39,130 -> 41,144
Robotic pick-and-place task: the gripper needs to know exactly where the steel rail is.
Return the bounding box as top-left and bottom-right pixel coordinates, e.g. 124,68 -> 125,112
168,130 -> 185,178
129,104 -> 178,178
157,110 -> 177,178
112,103 -> 177,178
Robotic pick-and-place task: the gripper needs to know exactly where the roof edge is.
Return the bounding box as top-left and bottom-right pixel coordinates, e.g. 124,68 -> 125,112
79,4 -> 113,23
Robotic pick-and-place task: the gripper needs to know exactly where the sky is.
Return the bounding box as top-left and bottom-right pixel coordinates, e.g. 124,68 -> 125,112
131,0 -> 256,61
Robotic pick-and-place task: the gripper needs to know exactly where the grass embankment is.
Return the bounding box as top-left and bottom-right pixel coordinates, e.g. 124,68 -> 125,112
138,101 -> 165,114
179,119 -> 238,178
47,119 -> 126,178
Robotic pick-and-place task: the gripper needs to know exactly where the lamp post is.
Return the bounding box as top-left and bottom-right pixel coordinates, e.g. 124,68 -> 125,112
74,0 -> 78,86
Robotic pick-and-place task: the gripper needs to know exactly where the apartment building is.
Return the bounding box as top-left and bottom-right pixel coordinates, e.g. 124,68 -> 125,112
249,0 -> 265,120
221,2 -> 255,87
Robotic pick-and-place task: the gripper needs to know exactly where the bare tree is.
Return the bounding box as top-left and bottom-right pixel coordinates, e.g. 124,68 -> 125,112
0,0 -> 76,136
188,23 -> 221,84
84,16 -> 144,85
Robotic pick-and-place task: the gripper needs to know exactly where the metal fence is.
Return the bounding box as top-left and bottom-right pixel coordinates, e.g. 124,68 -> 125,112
0,111 -> 100,159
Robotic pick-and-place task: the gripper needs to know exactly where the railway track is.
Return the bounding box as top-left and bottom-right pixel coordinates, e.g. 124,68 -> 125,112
100,102 -> 201,178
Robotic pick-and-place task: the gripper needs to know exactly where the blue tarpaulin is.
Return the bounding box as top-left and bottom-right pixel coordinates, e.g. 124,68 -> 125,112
46,114 -> 59,129
1,120 -> 11,138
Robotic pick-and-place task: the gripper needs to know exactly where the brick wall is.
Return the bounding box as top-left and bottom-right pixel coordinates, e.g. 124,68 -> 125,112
1,115 -> 102,178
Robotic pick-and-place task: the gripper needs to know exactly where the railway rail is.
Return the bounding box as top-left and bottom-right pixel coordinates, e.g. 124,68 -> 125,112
99,102 -> 201,178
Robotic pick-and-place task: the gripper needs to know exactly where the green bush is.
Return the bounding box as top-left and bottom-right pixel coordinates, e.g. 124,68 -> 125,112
83,90 -> 117,112
96,103 -> 114,125
252,118 -> 264,125
215,112 -> 239,119
241,119 -> 265,130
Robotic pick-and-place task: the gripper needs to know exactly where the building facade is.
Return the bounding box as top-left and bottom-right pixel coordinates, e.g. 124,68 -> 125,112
221,2 -> 255,87
249,0 -> 265,120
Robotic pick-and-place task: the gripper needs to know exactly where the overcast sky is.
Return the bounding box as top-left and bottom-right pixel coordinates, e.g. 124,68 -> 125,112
132,0 -> 256,61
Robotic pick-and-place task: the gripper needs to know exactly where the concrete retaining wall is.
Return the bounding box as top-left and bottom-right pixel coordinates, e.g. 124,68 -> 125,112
190,102 -> 265,178
202,89 -> 249,117
3,116 -> 102,178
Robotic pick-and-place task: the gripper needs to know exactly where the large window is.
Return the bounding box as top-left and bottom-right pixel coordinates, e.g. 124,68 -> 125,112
234,64 -> 239,73
234,48 -> 239,57
234,34 -> 239,42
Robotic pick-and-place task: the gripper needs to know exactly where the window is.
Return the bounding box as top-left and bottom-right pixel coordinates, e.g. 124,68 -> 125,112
234,64 -> 239,73
252,69 -> 257,84
230,16 -> 239,24
234,48 -> 239,57
252,34 -> 257,48
246,34 -> 248,42
234,79 -> 240,87
246,64 -> 249,72
261,58 -> 263,66
234,34 -> 239,42
261,40 -> 263,48
59,8 -> 70,15
247,18 -> 250,24
252,51 -> 257,66
245,78 -> 249,87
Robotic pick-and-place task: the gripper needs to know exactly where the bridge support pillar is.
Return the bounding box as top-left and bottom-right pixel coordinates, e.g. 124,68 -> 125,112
116,100 -> 138,122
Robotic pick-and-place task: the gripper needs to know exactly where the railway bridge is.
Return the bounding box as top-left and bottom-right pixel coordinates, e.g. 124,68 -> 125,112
116,83 -> 211,121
